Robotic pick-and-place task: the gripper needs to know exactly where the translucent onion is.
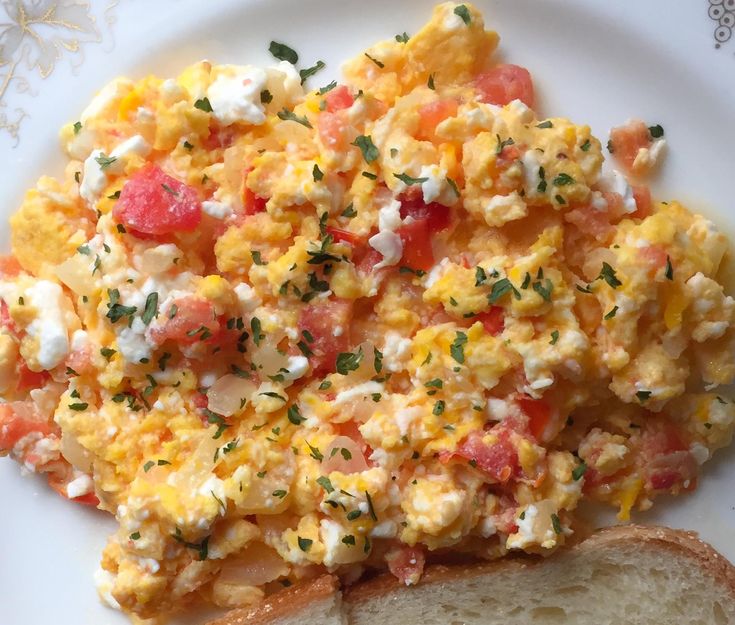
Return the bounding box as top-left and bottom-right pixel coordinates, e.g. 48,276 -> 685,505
55,255 -> 94,295
207,374 -> 256,417
60,431 -> 93,472
322,435 -> 369,475
218,543 -> 289,587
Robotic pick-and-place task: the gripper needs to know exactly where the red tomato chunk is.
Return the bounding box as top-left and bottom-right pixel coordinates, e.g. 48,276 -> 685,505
475,64 -> 534,108
114,164 -> 202,235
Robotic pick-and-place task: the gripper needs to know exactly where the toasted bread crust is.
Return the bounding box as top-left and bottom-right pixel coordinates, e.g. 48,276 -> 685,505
205,526 -> 735,624
206,575 -> 339,625
344,525 -> 735,605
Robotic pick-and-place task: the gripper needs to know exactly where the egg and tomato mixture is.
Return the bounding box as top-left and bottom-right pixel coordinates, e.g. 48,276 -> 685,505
1,2 -> 734,620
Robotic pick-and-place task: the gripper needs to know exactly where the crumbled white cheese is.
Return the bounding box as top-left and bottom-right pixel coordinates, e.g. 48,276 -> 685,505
117,317 -> 152,363
378,198 -> 403,232
207,66 -> 268,126
418,164 -> 447,204
25,280 -> 71,370
70,329 -> 89,352
94,567 -> 121,610
522,150 -> 543,194
382,331 -> 412,372
369,231 -> 403,269
66,473 -> 94,498
600,169 -> 636,214
110,134 -> 151,164
283,355 -> 309,381
234,282 -> 262,311
80,149 -> 108,206
202,200 -> 233,219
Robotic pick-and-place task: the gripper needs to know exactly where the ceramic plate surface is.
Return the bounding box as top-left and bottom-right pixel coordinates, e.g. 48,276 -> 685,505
1,1 -> 734,623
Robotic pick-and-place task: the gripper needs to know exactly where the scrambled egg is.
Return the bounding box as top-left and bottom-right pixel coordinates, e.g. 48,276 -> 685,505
1,2 -> 734,621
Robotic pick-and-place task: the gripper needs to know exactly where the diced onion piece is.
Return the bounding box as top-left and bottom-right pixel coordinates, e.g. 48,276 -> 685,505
322,435 -> 369,475
252,344 -> 290,378
55,255 -> 95,295
207,374 -> 256,417
60,431 -> 93,472
218,542 -> 289,587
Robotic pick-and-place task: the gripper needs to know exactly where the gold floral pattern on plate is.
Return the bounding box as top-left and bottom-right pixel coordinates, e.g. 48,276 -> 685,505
0,0 -> 117,145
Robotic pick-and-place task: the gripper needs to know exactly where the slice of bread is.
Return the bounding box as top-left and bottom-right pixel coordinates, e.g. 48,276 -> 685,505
205,575 -> 345,625
207,525 -> 735,625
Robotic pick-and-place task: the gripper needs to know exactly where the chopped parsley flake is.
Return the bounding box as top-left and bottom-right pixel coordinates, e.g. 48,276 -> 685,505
665,255 -> 674,280
364,52 -> 384,68
193,97 -> 213,112
433,400 -> 446,415
572,462 -> 587,481
352,135 -> 379,163
268,41 -> 298,64
551,513 -> 562,534
454,4 -> 471,24
636,390 -> 652,402
299,60 -> 325,84
450,331 -> 468,364
394,172 -> 428,185
395,32 -> 410,43
604,305 -> 619,320
550,330 -> 559,345
141,292 -> 159,325
277,108 -> 312,128
260,89 -> 273,104
553,173 -> 575,186
287,404 -> 305,425
495,134 -> 515,155
648,124 -> 664,139
336,348 -> 364,375
94,154 -> 117,169
597,262 -> 622,289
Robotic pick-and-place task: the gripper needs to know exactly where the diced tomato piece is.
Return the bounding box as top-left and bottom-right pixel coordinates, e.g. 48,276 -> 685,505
639,244 -> 668,272
318,112 -> 349,151
0,402 -> 53,450
298,300 -> 352,375
0,255 -> 22,277
325,85 -> 355,112
416,99 -> 459,141
397,219 -> 433,272
496,144 -> 522,170
386,545 -> 426,586
517,396 -> 551,442
243,186 -> 268,215
647,451 -> 698,491
453,429 -> 519,483
398,190 -> 451,232
151,296 -> 219,345
476,306 -> 504,336
326,226 -> 362,247
202,122 -> 237,150
632,185 -> 653,219
565,208 -> 613,242
355,247 -> 384,277
114,164 -> 202,235
608,120 -> 651,173
16,362 -> 50,392
0,300 -> 19,338
475,64 -> 534,108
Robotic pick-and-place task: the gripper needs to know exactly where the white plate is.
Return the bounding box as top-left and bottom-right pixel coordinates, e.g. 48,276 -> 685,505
1,1 -> 735,623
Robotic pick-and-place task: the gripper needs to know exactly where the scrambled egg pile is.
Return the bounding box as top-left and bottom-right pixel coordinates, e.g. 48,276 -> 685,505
1,2 -> 734,621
